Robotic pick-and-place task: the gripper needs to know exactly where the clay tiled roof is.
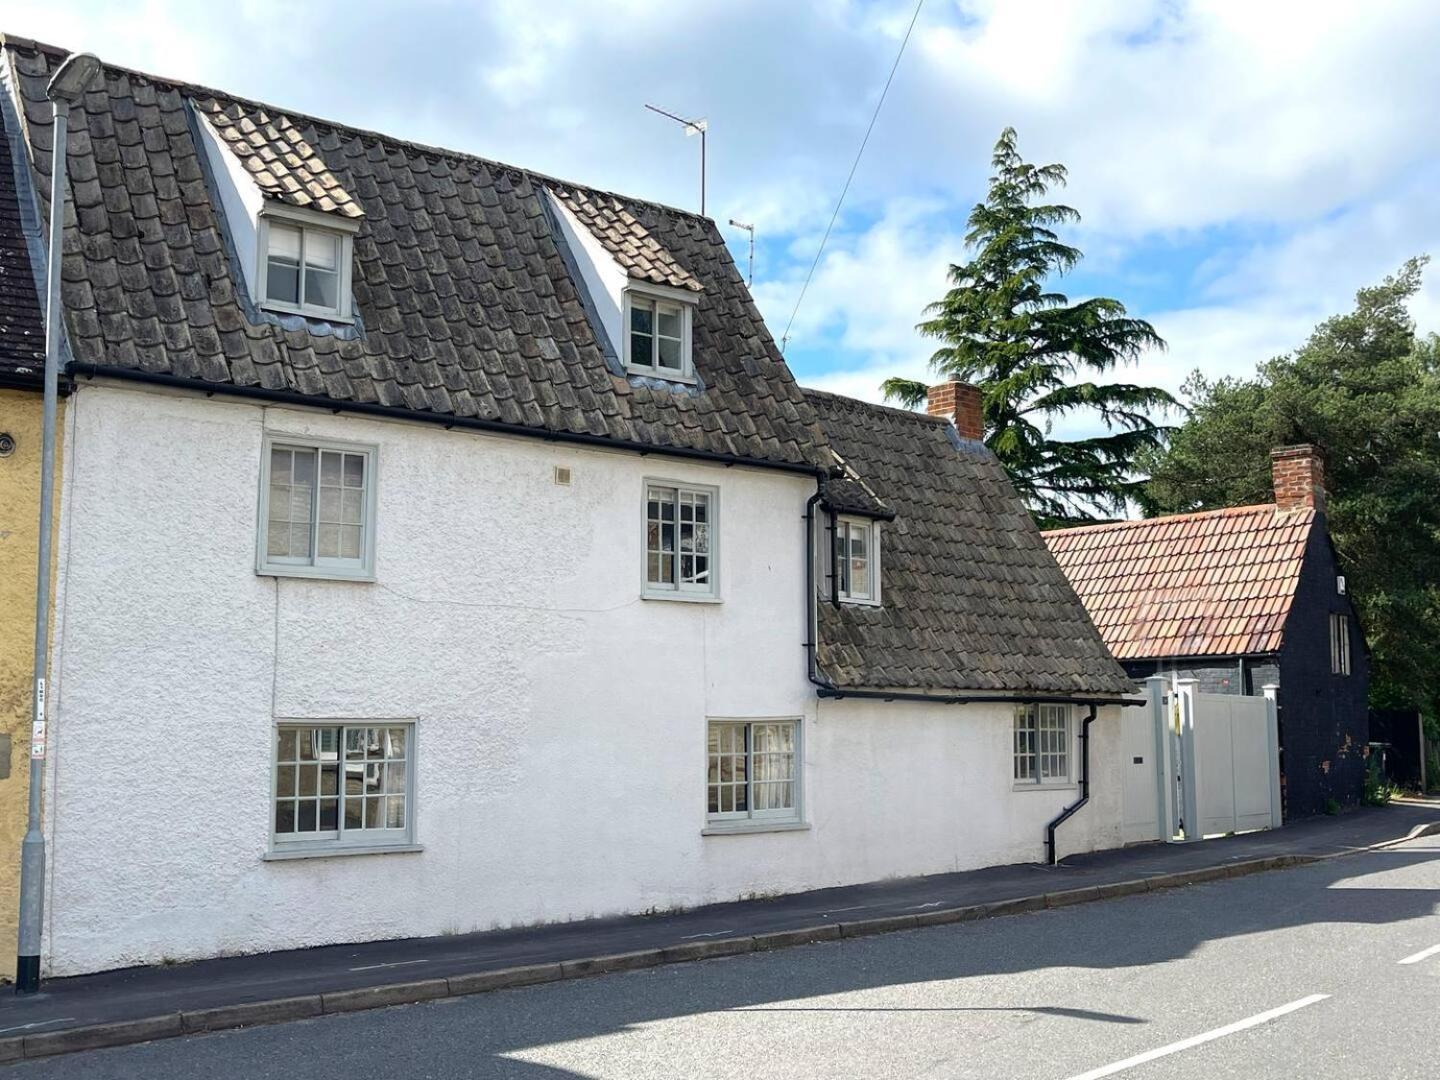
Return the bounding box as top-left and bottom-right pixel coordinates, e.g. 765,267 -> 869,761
806,389 -> 1135,696
1042,505 -> 1317,660
551,186 -> 702,293
0,83 -> 42,385
195,98 -> 365,219
0,36 -> 830,473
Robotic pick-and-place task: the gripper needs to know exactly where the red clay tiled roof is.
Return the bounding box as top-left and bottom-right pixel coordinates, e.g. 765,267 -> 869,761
1042,505 -> 1316,660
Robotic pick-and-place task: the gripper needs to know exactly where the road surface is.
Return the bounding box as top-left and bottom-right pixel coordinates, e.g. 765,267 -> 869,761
15,833 -> 1440,1078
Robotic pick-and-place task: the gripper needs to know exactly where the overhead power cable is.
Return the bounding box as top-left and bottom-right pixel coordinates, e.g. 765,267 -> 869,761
780,0 -> 925,353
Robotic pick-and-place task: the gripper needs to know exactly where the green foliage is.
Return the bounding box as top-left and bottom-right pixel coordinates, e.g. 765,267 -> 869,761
1324,797 -> 1342,816
1362,754 -> 1394,807
1141,259 -> 1440,715
883,128 -> 1177,523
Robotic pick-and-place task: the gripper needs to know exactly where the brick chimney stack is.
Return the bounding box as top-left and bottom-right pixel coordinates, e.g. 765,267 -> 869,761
927,379 -> 984,441
1271,444 -> 1325,512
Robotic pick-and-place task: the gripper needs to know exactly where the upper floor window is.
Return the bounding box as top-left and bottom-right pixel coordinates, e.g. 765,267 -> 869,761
258,435 -> 377,581
1014,704 -> 1071,786
836,517 -> 880,603
644,481 -> 717,599
625,291 -> 693,379
258,216 -> 355,321
1330,613 -> 1352,676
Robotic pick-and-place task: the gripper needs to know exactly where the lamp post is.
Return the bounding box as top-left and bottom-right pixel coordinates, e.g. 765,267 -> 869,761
644,103 -> 707,215
16,50 -> 102,996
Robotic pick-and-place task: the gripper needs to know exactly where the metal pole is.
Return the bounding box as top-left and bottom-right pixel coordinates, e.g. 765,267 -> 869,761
16,98 -> 68,994
699,127 -> 705,217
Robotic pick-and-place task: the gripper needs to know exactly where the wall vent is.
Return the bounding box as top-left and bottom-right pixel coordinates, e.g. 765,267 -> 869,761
553,465 -> 572,486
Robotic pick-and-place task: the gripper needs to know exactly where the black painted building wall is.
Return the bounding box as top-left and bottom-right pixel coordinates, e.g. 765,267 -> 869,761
1117,521 -> 1368,820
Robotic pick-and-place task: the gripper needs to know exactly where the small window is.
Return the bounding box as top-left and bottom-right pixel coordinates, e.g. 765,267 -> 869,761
1014,704 -> 1071,785
645,481 -> 717,598
259,436 -> 376,580
626,292 -> 692,378
707,720 -> 801,825
1330,613 -> 1352,676
260,218 -> 352,320
836,517 -> 879,603
272,723 -> 414,852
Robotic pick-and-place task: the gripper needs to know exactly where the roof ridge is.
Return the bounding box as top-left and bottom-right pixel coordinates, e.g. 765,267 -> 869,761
0,32 -> 716,228
1042,502 -> 1313,537
801,386 -> 951,426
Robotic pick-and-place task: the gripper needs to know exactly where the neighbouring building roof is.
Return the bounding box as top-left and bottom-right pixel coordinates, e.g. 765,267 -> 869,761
1043,505 -> 1317,661
805,389 -> 1136,696
0,82 -> 43,386
0,35 -> 830,472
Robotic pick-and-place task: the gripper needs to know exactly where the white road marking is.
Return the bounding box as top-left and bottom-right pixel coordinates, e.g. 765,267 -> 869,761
0,1018 -> 75,1035
679,930 -> 733,940
1061,994 -> 1330,1080
904,901 -> 944,910
822,904 -> 873,914
348,958 -> 432,972
1398,943 -> 1440,965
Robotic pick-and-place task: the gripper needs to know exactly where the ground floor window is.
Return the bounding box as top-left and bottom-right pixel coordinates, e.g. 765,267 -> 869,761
1014,704 -> 1071,785
273,723 -> 414,851
707,719 -> 800,825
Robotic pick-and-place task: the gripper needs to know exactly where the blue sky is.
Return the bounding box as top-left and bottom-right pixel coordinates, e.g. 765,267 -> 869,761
10,0 -> 1440,417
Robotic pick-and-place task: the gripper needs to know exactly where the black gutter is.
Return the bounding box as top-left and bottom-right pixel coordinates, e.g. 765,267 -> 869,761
804,489 -> 839,692
67,364 -> 832,481
812,685 -> 1143,708
1045,705 -> 1097,866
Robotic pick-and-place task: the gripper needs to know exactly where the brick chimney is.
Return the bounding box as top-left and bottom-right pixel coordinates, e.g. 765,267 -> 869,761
927,379 -> 984,441
1271,444 -> 1325,512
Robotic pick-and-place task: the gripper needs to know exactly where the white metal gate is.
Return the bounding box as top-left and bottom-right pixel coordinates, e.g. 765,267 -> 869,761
1127,679 -> 1283,843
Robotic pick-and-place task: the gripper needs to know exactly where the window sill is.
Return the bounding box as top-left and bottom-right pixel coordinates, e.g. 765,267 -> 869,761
260,300 -> 356,326
263,843 -> 424,862
625,365 -> 698,386
838,596 -> 882,608
702,821 -> 809,836
642,591 -> 722,605
258,565 -> 376,584
1012,783 -> 1078,794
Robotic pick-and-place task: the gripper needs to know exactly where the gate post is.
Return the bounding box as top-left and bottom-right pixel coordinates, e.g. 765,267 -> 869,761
1176,679 -> 1201,841
1263,684 -> 1283,828
1146,677 -> 1176,842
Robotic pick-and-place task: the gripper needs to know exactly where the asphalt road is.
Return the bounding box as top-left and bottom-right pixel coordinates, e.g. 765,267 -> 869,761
14,834 -> 1440,1079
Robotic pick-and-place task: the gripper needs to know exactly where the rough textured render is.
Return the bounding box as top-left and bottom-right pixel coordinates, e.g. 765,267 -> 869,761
0,85 -> 42,384
805,389 -> 1135,696
1043,505 -> 1316,660
0,36 -> 830,472
193,98 -> 364,219
549,185 -> 702,293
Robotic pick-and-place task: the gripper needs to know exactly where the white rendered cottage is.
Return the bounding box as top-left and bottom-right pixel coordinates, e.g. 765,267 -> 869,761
0,36 -> 1138,976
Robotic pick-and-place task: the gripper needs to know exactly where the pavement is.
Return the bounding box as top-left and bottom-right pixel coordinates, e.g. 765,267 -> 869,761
12,817 -> 1440,1079
1,799 -> 1436,1067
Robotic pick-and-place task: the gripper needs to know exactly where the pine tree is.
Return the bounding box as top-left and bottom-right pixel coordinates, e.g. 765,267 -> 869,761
883,128 -> 1175,523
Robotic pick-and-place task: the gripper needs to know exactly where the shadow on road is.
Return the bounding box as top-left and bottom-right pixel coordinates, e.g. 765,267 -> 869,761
20,844 -> 1439,1079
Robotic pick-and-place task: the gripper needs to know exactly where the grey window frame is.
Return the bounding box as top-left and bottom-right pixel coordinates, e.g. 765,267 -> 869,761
704,717 -> 804,833
623,286 -> 696,382
257,433 -> 379,582
266,720 -> 418,859
256,208 -> 358,323
642,478 -> 720,601
835,516 -> 882,605
1013,703 -> 1073,788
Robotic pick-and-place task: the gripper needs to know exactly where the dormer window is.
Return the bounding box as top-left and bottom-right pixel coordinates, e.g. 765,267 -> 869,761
624,289 -> 694,380
258,214 -> 356,322
835,516 -> 881,605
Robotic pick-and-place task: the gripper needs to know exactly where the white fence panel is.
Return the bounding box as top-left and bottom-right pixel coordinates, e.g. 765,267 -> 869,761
1192,691 -> 1276,837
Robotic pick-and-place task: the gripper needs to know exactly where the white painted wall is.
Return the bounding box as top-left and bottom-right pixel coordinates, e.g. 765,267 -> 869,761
547,192 -> 626,357
44,383 -> 1125,975
195,110 -> 264,298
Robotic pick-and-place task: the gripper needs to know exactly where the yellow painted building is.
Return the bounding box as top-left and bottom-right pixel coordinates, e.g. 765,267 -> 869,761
0,388 -> 60,961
